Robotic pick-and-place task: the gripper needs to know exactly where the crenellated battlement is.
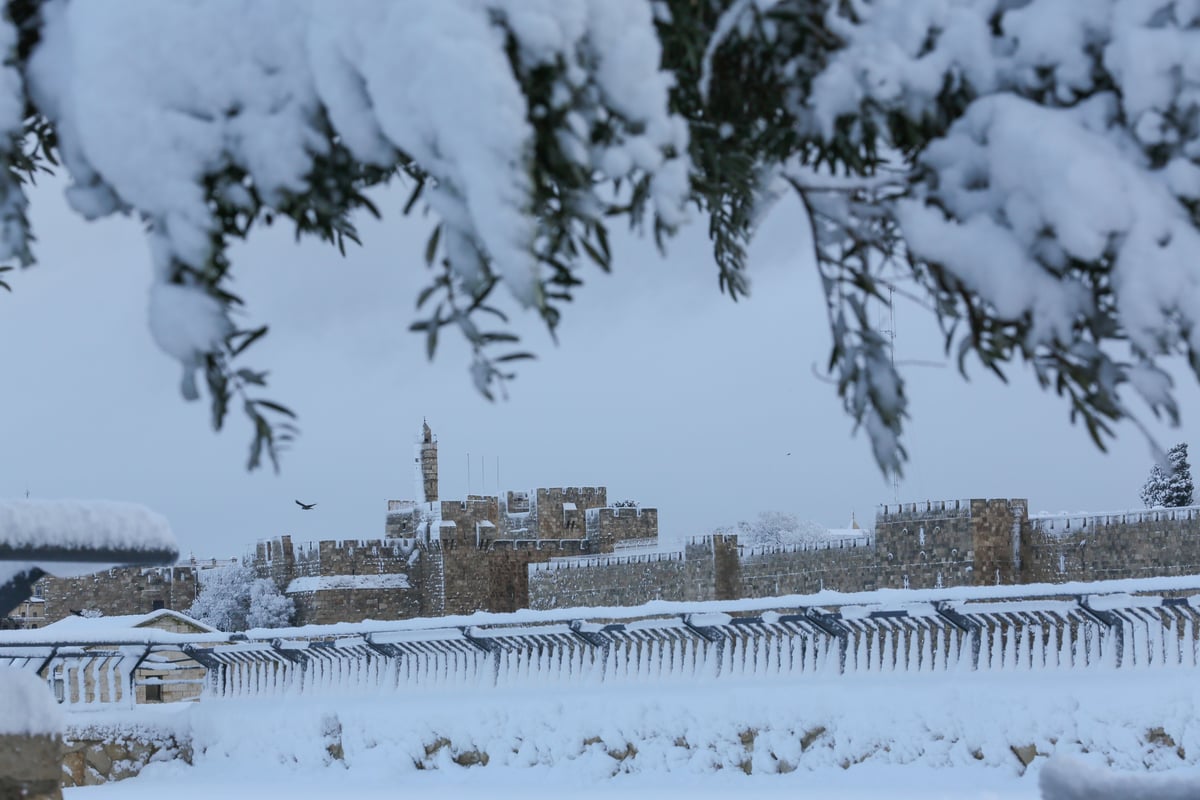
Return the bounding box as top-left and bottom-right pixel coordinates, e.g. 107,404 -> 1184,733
1031,504 -> 1200,534
737,534 -> 874,560
50,417 -> 1200,630
531,550 -> 683,572
878,499 -> 973,520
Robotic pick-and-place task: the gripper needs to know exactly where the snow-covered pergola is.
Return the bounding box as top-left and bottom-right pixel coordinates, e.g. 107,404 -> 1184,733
0,500 -> 179,618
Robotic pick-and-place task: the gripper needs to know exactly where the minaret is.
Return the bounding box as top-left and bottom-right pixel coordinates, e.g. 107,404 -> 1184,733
418,420 -> 438,503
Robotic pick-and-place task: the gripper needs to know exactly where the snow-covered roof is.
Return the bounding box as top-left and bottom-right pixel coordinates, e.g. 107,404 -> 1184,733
286,574 -> 412,593
39,608 -> 218,635
0,609 -> 222,645
562,502 -> 577,511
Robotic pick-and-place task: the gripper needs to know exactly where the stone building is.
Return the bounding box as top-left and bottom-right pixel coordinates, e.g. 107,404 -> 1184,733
32,558 -> 236,625
3,595 -> 46,629
0,610 -> 217,704
254,424 -> 663,624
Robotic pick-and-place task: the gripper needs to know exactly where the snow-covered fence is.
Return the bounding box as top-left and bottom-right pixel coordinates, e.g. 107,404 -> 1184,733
0,645 -> 147,706
0,641 -> 208,707
9,589 -> 1200,706
186,594 -> 1200,700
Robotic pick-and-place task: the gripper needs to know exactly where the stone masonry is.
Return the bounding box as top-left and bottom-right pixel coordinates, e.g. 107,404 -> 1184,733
527,498 -> 1200,610
38,566 -> 199,623
25,423 -> 1200,628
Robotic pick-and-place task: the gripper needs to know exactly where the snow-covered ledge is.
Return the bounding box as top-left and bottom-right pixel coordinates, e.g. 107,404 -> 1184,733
0,499 -> 179,617
0,499 -> 176,562
0,667 -> 65,800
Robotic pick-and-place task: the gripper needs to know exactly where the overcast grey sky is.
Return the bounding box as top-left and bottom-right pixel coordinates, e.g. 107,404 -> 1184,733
2,177 -> 1198,558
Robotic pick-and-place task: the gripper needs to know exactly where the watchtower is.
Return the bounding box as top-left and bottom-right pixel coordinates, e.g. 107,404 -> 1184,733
417,420 -> 438,503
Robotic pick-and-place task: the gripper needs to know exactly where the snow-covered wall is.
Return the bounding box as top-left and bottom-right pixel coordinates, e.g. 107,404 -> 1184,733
56,660 -> 1200,791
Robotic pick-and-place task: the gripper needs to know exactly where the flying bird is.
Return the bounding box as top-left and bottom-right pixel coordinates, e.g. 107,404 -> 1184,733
295,500 -> 317,510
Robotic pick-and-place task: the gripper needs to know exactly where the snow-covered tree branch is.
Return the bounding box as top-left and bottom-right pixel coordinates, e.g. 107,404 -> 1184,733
1,0 -> 1199,475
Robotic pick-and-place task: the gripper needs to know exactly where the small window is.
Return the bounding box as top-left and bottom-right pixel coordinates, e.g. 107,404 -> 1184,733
145,684 -> 162,702
152,599 -> 165,611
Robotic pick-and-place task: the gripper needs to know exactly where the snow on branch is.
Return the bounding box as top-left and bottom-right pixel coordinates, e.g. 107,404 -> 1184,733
0,500 -> 176,559
4,0 -> 1200,476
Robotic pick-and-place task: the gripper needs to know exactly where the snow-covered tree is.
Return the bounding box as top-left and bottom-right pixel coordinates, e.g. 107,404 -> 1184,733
1142,461 -> 1169,509
246,576 -> 295,629
1142,443 -> 1194,508
1164,443 -> 1195,507
716,511 -> 829,548
1,2 -> 1199,475
186,564 -> 293,632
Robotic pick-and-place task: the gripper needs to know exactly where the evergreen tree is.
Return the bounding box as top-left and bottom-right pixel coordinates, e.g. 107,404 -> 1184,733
1142,443 -> 1194,508
1141,462 -> 1168,509
1163,444 -> 1195,508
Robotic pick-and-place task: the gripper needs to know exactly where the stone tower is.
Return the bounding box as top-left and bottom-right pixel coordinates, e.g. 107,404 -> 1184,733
417,420 -> 438,503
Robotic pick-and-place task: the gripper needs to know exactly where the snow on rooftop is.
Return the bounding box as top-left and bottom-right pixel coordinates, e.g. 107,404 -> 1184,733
38,608 -> 218,635
562,502 -> 577,511
286,574 -> 412,593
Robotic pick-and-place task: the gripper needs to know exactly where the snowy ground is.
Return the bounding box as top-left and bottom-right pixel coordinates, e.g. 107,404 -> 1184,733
61,665 -> 1200,799
70,762 -> 1036,799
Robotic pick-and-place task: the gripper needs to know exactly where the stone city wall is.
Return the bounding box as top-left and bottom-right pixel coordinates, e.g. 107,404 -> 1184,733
592,507 -> 659,553
873,500 -> 978,590
527,541 -> 717,610
312,538 -> 416,577
1022,506 -> 1200,583
40,567 -> 197,624
291,587 -> 421,626
734,538 -> 879,596
534,487 -> 607,539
